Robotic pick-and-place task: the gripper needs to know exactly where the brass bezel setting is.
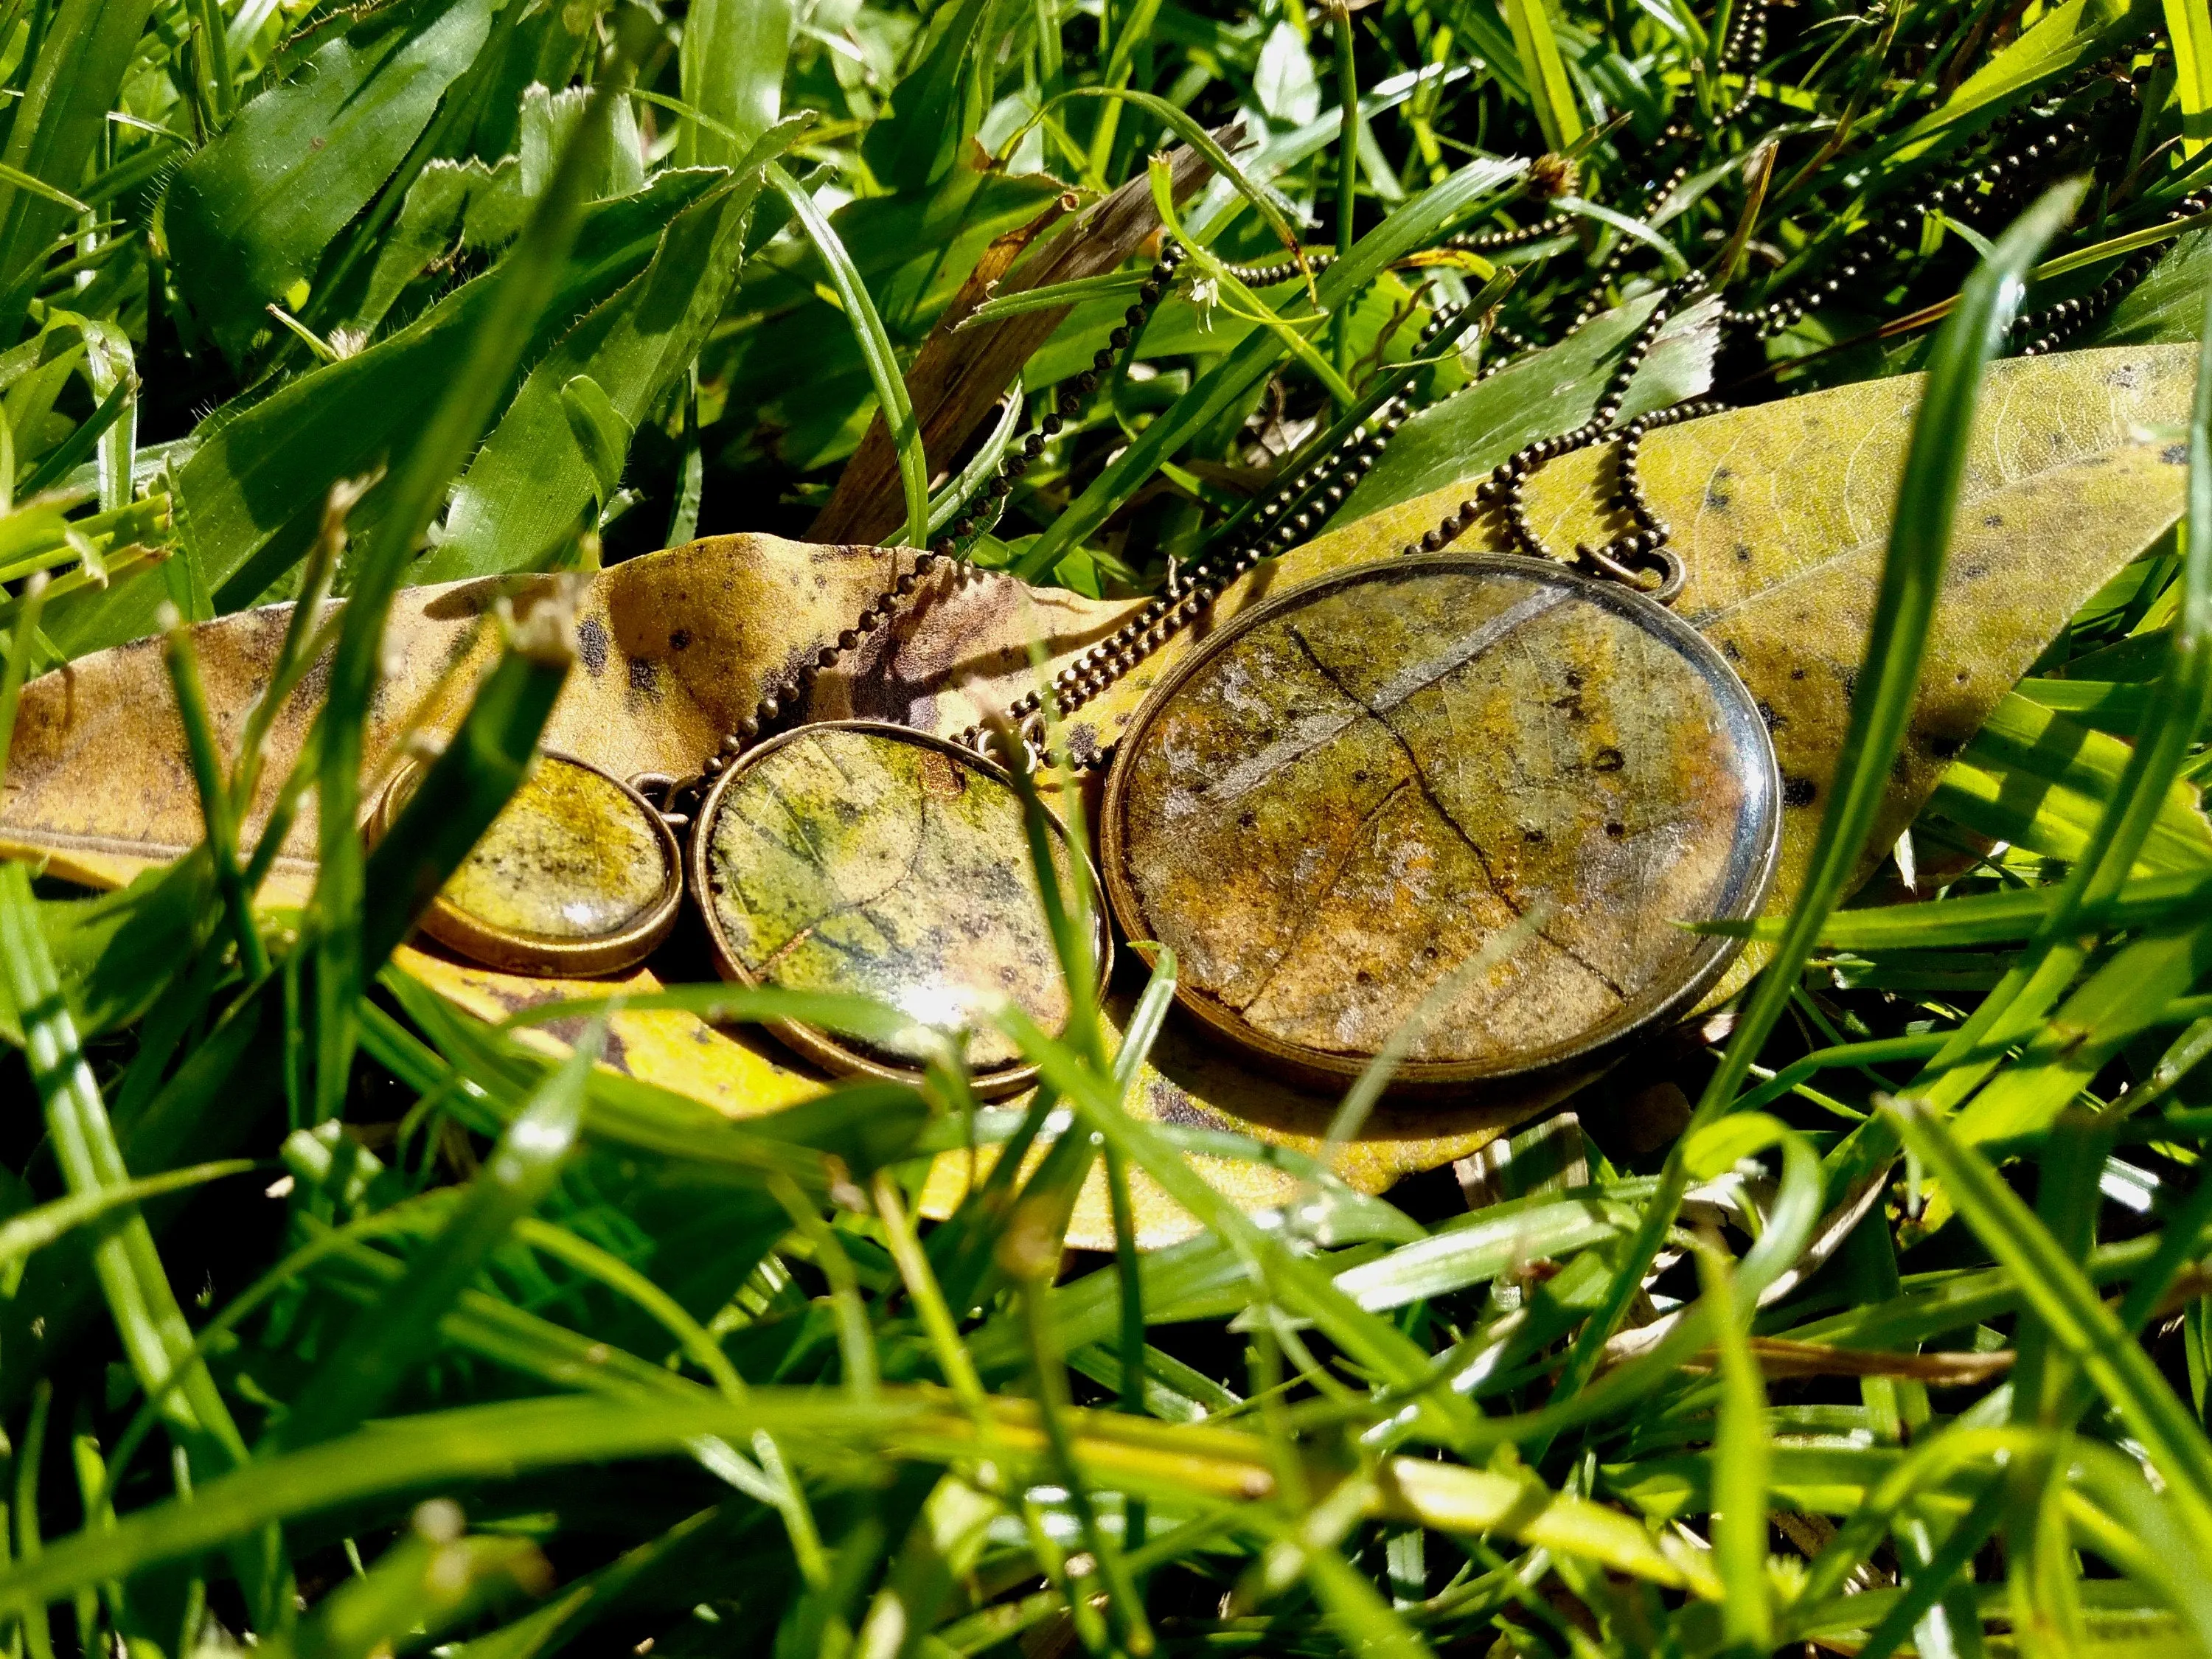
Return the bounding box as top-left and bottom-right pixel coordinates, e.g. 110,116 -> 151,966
1099,552 -> 1781,1093
373,751 -> 684,979
689,720 -> 1111,1097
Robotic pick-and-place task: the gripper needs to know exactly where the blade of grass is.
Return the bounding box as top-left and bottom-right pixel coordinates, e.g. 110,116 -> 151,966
357,622 -> 573,971
271,1021 -> 599,1450
1554,194 -> 1691,276
493,981 -> 919,1050
309,12 -> 650,1125
1043,88 -> 1307,274
1922,236 -> 2212,1149
0,1391 -> 1717,1615
13,1381 -> 53,1659
254,1525 -> 549,1659
766,161 -> 928,551
1500,0 -> 1585,153
2168,0 -> 2211,155
0,570 -> 46,799
0,1161 -> 254,1276
0,863 -> 286,1625
1709,869 -> 2212,948
956,273 -> 1147,328
1330,1 -> 1358,378
1013,154 -> 1523,579
160,608 -> 267,981
1698,1245 -> 1773,1655
1148,156 -> 1354,406
993,1005 -> 1481,1445
229,476 -> 366,824
929,376 -> 1023,537
1535,181 -> 2083,1427
1885,1094 -> 2212,1548
768,1175 -> 880,1401
0,0 -> 153,343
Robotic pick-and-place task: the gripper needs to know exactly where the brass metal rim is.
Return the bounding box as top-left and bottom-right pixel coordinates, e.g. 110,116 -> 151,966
688,720 -> 1111,1097
1099,552 -> 1782,1093
373,751 -> 685,979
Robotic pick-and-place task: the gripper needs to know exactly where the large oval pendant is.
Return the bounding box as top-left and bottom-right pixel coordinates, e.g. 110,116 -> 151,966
690,721 -> 1107,1093
1100,554 -> 1780,1091
378,751 -> 684,978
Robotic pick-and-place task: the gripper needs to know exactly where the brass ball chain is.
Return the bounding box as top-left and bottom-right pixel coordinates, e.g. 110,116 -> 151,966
1725,49 -> 2163,341
701,33 -> 2185,785
2012,189 -> 2211,357
953,305 -> 1485,759
1402,275 -> 1722,603
727,265 -> 1728,777
700,241 -> 1460,776
698,242 -> 1194,781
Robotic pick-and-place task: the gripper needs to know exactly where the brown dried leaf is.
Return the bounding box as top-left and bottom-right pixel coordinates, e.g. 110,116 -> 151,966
1680,1338 -> 2014,1384
807,128 -> 1239,547
0,343 -> 2191,1246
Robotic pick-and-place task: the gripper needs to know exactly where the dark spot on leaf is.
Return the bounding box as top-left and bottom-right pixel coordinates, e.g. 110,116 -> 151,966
1603,821 -> 1626,838
1789,666 -> 1806,681
628,657 -> 657,694
1982,513 -> 2002,529
1734,543 -> 1753,564
2166,443 -> 2190,466
1960,562 -> 1988,580
1840,667 -> 1859,704
1237,810 -> 1257,830
577,616 -> 610,677
1523,827 -> 1545,844
1722,639 -> 1743,662
1756,699 -> 1782,730
1592,747 -> 1624,772
1563,668 -> 1585,689
1782,776 -> 1818,807
669,628 -> 692,651
544,1015 -> 630,1074
1924,732 -> 1963,759
1158,1094 -> 1237,1133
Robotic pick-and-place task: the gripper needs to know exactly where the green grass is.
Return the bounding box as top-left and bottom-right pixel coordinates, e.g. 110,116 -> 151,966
0,0 -> 2211,1655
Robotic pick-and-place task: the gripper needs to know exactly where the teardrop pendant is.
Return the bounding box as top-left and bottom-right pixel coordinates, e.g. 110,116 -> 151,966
689,721 -> 1108,1094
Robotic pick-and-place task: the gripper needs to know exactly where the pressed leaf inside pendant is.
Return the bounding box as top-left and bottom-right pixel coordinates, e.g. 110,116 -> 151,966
692,723 -> 1094,1082
1104,556 -> 1778,1085
392,753 -> 682,977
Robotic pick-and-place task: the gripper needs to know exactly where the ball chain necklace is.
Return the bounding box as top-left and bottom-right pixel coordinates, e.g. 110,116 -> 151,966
388,243 -> 1780,1095
386,43 -> 2183,1093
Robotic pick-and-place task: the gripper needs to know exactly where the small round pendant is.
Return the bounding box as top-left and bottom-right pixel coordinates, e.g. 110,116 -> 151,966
378,751 -> 683,977
1100,553 -> 1780,1091
689,721 -> 1107,1094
